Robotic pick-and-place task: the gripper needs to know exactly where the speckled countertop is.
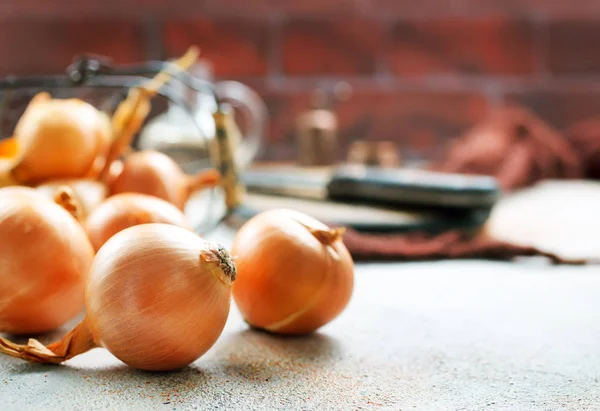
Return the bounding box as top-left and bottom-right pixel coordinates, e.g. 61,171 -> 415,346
2,182 -> 600,410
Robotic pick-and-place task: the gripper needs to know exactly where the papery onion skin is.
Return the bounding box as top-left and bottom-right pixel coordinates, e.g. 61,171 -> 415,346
0,186 -> 94,334
85,193 -> 191,251
109,150 -> 220,210
86,224 -> 234,371
10,94 -> 112,183
37,179 -> 108,219
231,209 -> 354,335
0,185 -> 40,198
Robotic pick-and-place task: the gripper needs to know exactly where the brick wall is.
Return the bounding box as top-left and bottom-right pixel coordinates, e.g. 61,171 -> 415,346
1,0 -> 600,161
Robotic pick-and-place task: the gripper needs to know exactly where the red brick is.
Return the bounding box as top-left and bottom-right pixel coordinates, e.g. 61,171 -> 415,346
373,0 -> 460,17
245,88 -> 312,162
456,0 -> 600,17
374,0 -> 600,17
3,0 -> 600,19
261,87 -> 489,159
196,0 -> 272,17
269,0 -> 361,16
201,0 -> 361,17
335,90 -> 488,156
546,20 -> 600,75
505,87 -> 600,129
387,18 -> 537,76
262,90 -> 312,144
0,0 -> 191,17
163,19 -> 269,78
0,19 -> 145,75
282,19 -> 384,76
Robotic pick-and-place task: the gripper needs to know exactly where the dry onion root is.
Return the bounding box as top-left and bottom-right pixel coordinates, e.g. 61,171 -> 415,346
0,92 -> 112,185
0,186 -> 94,334
0,224 -> 236,371
85,193 -> 191,251
109,150 -> 220,210
231,209 -> 354,335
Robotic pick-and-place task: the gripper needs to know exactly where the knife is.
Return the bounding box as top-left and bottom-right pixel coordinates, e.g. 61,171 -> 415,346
241,164 -> 501,214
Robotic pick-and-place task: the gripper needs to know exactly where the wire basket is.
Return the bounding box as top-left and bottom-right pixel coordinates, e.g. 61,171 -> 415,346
0,54 -> 232,234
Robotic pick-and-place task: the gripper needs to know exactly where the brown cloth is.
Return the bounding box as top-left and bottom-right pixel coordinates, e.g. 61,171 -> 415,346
435,105 -> 583,191
565,118 -> 600,180
342,105 -> 600,263
343,229 -> 585,264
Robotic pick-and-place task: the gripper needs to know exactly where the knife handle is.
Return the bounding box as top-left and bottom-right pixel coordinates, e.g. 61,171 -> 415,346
327,165 -> 501,212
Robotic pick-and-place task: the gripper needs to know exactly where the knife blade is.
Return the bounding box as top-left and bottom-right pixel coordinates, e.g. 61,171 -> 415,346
225,192 -> 491,234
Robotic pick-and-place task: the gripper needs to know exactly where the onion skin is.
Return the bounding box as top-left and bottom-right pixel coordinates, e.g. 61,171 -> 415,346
0,137 -> 18,158
103,159 -> 124,187
109,150 -> 220,210
0,186 -> 94,334
0,224 -> 236,372
36,179 -> 108,219
8,93 -> 112,184
85,193 -> 191,251
0,185 -> 40,198
231,209 -> 354,335
0,159 -> 17,186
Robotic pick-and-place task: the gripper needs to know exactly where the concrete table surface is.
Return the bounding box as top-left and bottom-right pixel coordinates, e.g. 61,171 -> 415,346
2,183 -> 600,410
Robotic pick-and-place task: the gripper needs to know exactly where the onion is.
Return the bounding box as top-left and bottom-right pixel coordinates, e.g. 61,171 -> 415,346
0,186 -> 94,334
1,92 -> 112,185
109,150 -> 220,209
0,137 -> 18,158
231,209 -> 354,335
36,179 -> 108,219
85,193 -> 190,251
0,224 -> 236,371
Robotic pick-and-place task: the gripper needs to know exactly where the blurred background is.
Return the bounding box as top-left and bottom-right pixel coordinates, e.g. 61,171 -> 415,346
1,0 -> 599,163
